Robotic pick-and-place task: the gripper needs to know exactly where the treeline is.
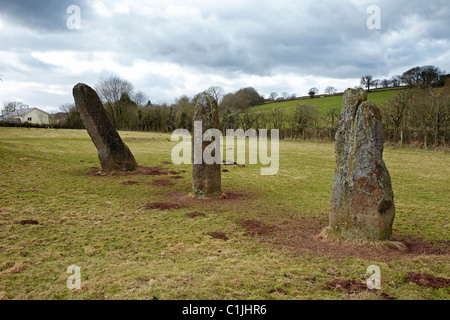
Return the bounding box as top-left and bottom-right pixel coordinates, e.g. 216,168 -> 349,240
59,67 -> 449,148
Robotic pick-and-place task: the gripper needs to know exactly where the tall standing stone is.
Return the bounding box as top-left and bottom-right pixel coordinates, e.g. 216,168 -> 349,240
192,94 -> 222,199
73,83 -> 137,172
329,88 -> 395,241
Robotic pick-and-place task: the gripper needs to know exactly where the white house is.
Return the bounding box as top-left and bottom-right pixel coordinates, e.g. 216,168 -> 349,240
2,108 -> 50,125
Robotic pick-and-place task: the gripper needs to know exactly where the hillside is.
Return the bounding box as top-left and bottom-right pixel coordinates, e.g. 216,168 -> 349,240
251,88 -> 403,114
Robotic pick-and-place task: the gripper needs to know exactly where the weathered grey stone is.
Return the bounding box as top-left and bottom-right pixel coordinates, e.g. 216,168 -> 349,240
192,94 -> 222,199
73,83 -> 137,172
329,88 -> 395,241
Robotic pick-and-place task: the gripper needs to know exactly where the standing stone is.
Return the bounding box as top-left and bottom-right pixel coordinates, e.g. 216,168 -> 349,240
192,94 -> 222,199
73,83 -> 137,172
329,88 -> 395,241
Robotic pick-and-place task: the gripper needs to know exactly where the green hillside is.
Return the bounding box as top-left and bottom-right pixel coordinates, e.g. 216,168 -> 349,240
252,88 -> 401,114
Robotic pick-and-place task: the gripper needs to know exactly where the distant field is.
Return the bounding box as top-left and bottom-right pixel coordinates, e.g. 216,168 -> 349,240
252,89 -> 401,114
0,128 -> 448,300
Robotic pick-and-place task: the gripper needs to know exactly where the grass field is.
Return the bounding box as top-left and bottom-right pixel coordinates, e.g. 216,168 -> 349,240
252,89 -> 401,114
0,127 -> 449,300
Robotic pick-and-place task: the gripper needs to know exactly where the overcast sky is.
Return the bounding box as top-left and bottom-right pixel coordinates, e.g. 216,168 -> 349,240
0,0 -> 449,113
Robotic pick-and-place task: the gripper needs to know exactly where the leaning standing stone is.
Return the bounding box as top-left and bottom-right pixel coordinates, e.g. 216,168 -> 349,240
329,88 -> 395,241
73,83 -> 137,172
192,94 -> 222,199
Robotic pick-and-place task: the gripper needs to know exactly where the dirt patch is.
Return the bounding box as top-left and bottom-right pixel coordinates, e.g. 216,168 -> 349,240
325,279 -> 369,294
18,220 -> 39,225
207,232 -> 229,241
171,176 -> 183,179
162,161 -> 172,165
145,203 -> 185,210
152,179 -> 175,187
221,169 -> 229,173
186,212 -> 206,218
403,272 -> 450,288
380,292 -> 396,300
247,216 -> 449,261
268,288 -> 287,295
238,165 -> 246,168
240,220 -> 277,236
87,166 -> 172,177
122,181 -> 139,185
165,190 -> 251,204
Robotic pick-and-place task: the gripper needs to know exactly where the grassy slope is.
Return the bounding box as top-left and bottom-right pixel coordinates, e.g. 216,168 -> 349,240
252,89 -> 400,114
0,128 -> 449,300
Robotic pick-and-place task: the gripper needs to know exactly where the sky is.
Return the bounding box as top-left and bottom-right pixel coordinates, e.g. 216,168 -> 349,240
0,0 -> 449,113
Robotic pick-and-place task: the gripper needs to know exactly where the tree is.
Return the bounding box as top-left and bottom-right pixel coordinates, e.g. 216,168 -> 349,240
292,103 -> 319,139
401,66 -> 443,87
59,103 -> 74,114
269,92 -> 278,101
381,79 -> 392,88
325,86 -> 337,95
281,92 -> 290,99
205,86 -> 225,104
2,101 -> 29,116
372,79 -> 381,89
95,75 -> 135,124
360,75 -> 373,92
308,87 -> 319,98
384,89 -> 415,143
391,75 -> 402,87
132,90 -> 147,106
220,87 -> 264,113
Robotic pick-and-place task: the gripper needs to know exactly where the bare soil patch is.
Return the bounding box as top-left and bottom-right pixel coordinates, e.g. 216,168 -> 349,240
171,176 -> 183,179
145,203 -> 185,210
122,181 -> 139,185
17,220 -> 39,225
403,272 -> 450,288
165,191 -> 251,208
325,279 -> 369,294
87,166 -> 173,177
162,161 -> 172,165
152,179 -> 175,187
186,212 -> 206,218
221,169 -> 229,173
240,220 -> 278,236
246,216 -> 449,261
207,232 -> 229,241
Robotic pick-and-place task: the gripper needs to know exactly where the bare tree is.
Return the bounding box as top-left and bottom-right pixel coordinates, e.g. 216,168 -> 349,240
96,75 -> 135,105
2,101 -> 29,116
372,79 -> 381,89
281,92 -> 290,99
205,86 -> 225,104
132,90 -> 147,106
360,75 -> 373,92
269,92 -> 278,101
59,103 -> 75,114
95,75 -> 135,123
325,86 -> 337,95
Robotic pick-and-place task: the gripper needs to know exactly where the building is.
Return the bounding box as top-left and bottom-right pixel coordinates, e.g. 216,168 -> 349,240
1,108 -> 50,125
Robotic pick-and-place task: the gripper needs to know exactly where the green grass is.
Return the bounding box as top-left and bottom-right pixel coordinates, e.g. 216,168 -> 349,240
0,127 -> 449,300
252,89 -> 400,114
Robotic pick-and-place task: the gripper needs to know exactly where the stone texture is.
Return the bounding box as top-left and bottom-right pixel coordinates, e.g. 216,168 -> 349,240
192,94 -> 222,199
329,88 -> 395,241
73,83 -> 137,172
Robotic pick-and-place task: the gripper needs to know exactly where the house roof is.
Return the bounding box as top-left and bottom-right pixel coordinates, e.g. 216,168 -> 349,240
3,108 -> 49,117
